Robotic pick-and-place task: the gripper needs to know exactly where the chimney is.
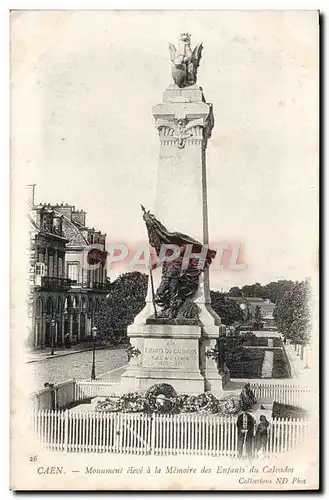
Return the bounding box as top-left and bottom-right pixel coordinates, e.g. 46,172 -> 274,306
54,204 -> 75,220
72,209 -> 86,227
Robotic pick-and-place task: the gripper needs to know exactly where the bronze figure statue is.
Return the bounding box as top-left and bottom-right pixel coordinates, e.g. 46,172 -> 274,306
141,205 -> 216,321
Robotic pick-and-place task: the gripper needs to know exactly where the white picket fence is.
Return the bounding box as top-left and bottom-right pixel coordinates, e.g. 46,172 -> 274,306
30,380 -> 310,411
30,409 -> 308,457
250,383 -> 310,407
74,380 -> 121,400
30,379 -> 121,411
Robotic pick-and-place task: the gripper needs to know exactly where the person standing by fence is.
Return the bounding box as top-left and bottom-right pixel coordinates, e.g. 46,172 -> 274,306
44,382 -> 56,410
255,415 -> 270,457
236,411 -> 255,460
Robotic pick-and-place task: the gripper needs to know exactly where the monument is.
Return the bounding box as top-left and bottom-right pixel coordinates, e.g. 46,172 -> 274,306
121,34 -> 229,395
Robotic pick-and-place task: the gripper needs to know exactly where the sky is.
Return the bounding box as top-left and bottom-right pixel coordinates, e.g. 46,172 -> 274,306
11,10 -> 319,290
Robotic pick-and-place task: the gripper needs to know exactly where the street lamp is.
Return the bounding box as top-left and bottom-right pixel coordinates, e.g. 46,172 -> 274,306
240,303 -> 246,326
91,326 -> 97,380
50,319 -> 55,355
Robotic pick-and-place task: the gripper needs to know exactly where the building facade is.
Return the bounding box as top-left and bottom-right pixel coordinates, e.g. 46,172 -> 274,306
30,201 -> 110,348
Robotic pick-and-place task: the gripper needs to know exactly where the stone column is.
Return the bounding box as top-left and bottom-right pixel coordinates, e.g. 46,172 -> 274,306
61,317 -> 65,345
34,319 -> 39,348
125,84 -> 228,395
69,314 -> 73,338
45,247 -> 49,276
152,86 -> 221,322
54,250 -> 58,277
41,314 -> 46,348
86,314 -> 92,337
55,321 -> 58,344
152,85 -> 228,393
77,313 -> 81,342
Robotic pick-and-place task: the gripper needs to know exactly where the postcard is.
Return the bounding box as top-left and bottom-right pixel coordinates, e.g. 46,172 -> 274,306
10,9 -> 319,490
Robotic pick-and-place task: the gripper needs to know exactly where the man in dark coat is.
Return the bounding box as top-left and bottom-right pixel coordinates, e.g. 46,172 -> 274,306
236,411 -> 255,459
238,382 -> 257,411
64,332 -> 71,348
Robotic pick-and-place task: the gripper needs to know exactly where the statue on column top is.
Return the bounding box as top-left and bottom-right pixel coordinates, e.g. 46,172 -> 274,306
169,33 -> 203,88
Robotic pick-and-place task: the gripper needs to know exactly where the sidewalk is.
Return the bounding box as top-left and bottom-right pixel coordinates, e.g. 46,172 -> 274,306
25,343 -> 125,364
284,343 -> 310,380
97,365 -> 127,381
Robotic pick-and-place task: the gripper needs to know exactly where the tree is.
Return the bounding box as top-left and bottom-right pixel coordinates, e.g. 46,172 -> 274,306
224,333 -> 245,365
263,280 -> 295,304
210,291 -> 244,326
274,281 -> 311,346
228,286 -> 242,297
228,280 -> 295,303
241,283 -> 266,299
273,290 -> 294,339
254,305 -> 263,331
95,271 -> 148,345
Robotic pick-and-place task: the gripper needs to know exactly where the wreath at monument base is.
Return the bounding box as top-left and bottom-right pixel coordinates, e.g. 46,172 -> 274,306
145,383 -> 178,412
96,392 -> 149,413
145,383 -> 177,400
95,388 -> 241,415
217,393 -> 241,415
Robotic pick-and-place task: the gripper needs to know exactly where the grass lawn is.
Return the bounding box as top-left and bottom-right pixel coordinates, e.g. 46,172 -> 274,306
228,347 -> 290,379
272,349 -> 290,378
227,348 -> 265,378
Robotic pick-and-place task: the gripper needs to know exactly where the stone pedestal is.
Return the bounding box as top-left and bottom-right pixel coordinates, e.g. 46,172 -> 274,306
122,83 -> 230,395
199,330 -> 230,395
121,324 -> 204,394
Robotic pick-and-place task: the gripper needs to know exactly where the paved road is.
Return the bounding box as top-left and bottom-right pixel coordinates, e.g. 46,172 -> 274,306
28,348 -> 127,391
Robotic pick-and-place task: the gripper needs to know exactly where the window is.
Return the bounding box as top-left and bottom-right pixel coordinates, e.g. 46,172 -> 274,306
48,253 -> 54,277
35,262 -> 46,276
67,263 -> 79,282
64,296 -> 71,311
36,298 -> 43,316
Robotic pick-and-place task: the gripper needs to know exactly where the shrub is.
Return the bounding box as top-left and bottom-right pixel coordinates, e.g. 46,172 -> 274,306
272,402 -> 308,419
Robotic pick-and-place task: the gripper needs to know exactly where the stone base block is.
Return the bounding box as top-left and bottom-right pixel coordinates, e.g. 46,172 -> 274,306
204,369 -> 230,396
163,84 -> 204,103
121,371 -> 204,395
121,324 -> 205,395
